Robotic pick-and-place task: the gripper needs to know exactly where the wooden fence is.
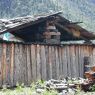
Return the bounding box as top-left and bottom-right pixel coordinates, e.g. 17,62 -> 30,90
0,42 -> 95,87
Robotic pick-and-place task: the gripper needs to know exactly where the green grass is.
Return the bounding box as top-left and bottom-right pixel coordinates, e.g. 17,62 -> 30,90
0,81 -> 95,95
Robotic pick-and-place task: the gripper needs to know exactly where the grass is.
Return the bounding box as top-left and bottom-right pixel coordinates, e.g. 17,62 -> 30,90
0,81 -> 95,95
0,81 -> 58,95
0,85 -> 58,95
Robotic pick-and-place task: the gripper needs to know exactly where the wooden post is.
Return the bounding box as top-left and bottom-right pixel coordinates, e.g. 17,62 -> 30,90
40,45 -> 47,80
0,43 -> 3,86
2,43 -> 7,85
10,43 -> 14,86
26,45 -> 32,85
31,45 -> 37,82
36,44 -> 41,80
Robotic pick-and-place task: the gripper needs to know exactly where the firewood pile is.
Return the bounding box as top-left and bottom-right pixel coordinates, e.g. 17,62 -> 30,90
33,78 -> 93,95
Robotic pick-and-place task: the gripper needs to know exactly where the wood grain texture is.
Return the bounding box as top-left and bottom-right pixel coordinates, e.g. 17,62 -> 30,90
31,45 -> 37,82
0,43 -> 95,87
36,44 -> 41,80
51,46 -> 56,79
62,46 -> 68,78
26,45 -> 32,84
58,47 -> 63,79
40,45 -> 47,80
48,46 -> 52,79
2,43 -> 7,85
14,44 -> 21,85
0,43 -> 3,86
55,46 -> 60,79
10,43 -> 14,86
45,46 -> 49,80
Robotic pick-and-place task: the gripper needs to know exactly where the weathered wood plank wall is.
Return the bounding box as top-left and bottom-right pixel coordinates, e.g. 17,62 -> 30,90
0,42 -> 94,86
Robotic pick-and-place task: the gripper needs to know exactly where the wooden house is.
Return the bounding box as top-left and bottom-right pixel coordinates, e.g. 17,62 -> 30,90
0,12 -> 95,87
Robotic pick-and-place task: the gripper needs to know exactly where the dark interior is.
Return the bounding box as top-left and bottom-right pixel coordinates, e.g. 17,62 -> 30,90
10,20 -> 82,43
11,21 -> 46,42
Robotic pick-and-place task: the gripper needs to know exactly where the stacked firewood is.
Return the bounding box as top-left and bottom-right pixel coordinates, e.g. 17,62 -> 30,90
34,78 -> 90,95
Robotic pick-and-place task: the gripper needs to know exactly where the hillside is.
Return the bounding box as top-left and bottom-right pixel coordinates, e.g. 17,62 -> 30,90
0,0 -> 95,33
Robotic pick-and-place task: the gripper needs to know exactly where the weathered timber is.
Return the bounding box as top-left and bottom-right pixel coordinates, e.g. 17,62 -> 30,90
48,46 -> 52,79
0,43 -> 94,87
45,46 -> 49,80
23,45 -> 28,85
10,43 -> 14,86
70,46 -> 76,77
14,44 -> 21,85
66,46 -> 71,77
0,44 -> 3,86
40,45 -> 47,80
51,46 -> 56,79
55,46 -> 60,79
2,43 -> 7,85
58,47 -> 63,78
31,45 -> 37,82
62,46 -> 68,78
36,44 -> 41,80
26,45 -> 32,84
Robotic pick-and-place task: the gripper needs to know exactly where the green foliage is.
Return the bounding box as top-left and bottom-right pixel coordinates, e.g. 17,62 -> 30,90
15,82 -> 24,92
75,85 -> 82,95
43,89 -> 58,95
0,80 -> 58,95
90,84 -> 95,91
1,82 -> 95,95
30,82 -> 36,91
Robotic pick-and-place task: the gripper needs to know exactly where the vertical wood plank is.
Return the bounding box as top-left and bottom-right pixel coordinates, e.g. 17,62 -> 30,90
31,45 -> 36,82
36,44 -> 41,80
51,46 -> 56,79
23,45 -> 28,85
45,46 -> 49,80
79,46 -> 84,78
10,43 -> 14,86
58,47 -> 63,79
18,44 -> 25,84
0,43 -> 3,86
55,46 -> 60,79
40,45 -> 47,80
69,45 -> 76,78
5,44 -> 10,85
66,46 -> 71,77
75,46 -> 79,77
78,45 -> 82,77
26,45 -> 32,85
62,46 -> 68,78
2,43 -> 7,85
48,46 -> 52,79
14,44 -> 21,85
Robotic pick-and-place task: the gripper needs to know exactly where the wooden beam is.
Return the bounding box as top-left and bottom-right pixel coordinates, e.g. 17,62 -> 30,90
56,23 -> 91,42
64,22 -> 83,26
